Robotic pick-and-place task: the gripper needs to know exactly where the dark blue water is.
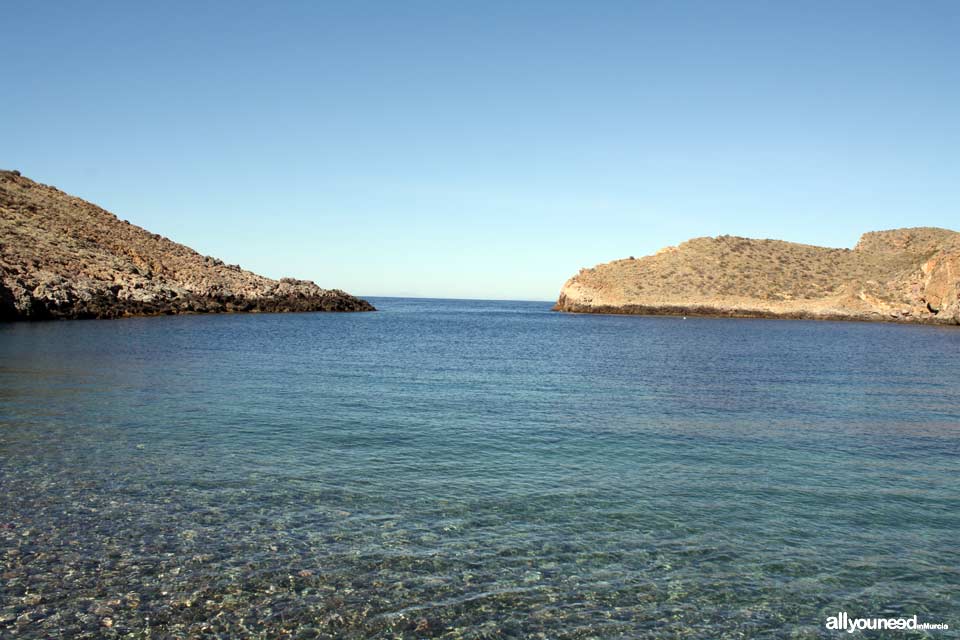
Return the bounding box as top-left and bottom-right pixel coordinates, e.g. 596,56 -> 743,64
1,298 -> 958,638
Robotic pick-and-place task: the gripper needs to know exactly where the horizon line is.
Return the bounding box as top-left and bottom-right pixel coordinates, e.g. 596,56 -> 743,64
361,294 -> 556,303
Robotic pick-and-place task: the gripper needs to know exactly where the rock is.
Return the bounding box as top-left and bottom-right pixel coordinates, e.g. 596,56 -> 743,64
0,171 -> 375,321
554,228 -> 960,325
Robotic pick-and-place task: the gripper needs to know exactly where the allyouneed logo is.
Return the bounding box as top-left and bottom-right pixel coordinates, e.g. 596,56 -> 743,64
826,612 -> 949,633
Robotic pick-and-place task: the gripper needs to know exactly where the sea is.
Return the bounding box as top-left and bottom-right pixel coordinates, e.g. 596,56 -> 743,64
1,297 -> 958,638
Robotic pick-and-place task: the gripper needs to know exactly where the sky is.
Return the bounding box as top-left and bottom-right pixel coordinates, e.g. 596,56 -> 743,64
2,1 -> 957,300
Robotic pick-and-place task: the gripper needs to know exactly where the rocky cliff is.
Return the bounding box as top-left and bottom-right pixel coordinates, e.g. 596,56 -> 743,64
0,170 -> 374,320
554,228 -> 960,325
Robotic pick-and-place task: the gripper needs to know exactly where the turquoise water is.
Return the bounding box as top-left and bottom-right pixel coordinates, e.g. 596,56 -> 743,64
1,298 -> 958,638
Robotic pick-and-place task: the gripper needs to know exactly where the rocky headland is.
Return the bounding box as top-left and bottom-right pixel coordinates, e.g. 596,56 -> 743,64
0,170 -> 374,320
554,228 -> 960,325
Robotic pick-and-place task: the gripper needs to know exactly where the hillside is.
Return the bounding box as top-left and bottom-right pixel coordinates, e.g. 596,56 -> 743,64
0,171 -> 374,320
554,228 -> 960,325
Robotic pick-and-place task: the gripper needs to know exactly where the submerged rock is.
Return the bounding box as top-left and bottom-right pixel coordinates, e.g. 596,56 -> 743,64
0,170 -> 375,320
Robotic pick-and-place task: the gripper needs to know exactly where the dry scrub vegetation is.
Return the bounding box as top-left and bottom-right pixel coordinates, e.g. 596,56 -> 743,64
0,170 -> 374,319
556,228 -> 960,324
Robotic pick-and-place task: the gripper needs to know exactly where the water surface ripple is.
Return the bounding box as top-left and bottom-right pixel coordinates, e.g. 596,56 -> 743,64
1,298 -> 958,638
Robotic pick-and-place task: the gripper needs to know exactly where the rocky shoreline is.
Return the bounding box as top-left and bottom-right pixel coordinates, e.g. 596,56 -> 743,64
552,300 -> 954,325
0,284 -> 375,322
554,229 -> 960,326
0,171 -> 374,321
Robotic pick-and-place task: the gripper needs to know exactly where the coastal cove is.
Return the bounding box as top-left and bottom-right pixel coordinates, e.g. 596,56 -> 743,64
5,2 -> 959,638
2,297 -> 958,638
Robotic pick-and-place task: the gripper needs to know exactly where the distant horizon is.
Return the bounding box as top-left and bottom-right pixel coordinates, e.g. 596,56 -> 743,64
361,293 -> 557,303
3,1 -> 957,299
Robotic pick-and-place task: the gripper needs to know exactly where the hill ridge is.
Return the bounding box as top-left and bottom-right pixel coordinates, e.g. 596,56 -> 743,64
0,170 -> 374,320
554,228 -> 960,325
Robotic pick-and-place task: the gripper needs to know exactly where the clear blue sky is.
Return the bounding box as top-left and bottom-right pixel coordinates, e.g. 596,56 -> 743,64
2,1 -> 957,300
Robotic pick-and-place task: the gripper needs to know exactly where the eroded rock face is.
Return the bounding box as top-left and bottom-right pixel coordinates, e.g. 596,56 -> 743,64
0,170 -> 374,320
554,228 -> 960,325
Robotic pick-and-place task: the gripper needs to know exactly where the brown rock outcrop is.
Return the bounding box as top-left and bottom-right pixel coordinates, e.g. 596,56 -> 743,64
554,228 -> 960,325
0,170 -> 374,320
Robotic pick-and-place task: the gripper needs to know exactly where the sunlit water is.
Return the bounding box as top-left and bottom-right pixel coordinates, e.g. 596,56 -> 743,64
1,298 -> 958,638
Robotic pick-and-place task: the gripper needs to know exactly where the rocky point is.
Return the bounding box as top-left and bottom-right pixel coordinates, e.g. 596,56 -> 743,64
555,228 -> 960,325
0,170 -> 374,320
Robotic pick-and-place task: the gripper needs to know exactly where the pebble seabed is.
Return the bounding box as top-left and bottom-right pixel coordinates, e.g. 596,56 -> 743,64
1,475 -> 692,640
3,460 -> 953,640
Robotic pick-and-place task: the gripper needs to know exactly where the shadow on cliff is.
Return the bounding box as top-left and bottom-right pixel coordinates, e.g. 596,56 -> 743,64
0,277 -> 19,321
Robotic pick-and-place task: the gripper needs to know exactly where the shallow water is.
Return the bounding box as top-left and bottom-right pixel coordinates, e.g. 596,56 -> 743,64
1,298 -> 958,638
